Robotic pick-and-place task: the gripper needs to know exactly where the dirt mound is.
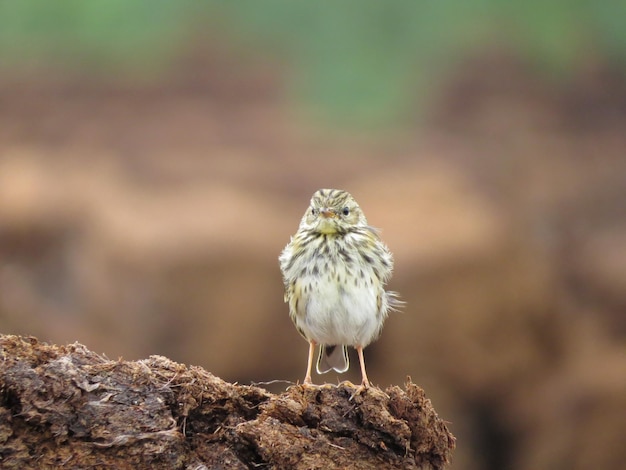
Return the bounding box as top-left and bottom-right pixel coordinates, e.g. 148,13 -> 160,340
0,334 -> 455,469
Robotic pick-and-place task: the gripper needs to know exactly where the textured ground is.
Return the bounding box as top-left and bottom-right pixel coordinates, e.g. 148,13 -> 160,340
0,335 -> 454,469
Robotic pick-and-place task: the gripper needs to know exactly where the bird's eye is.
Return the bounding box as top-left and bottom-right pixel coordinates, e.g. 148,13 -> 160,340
342,207 -> 350,216
311,207 -> 318,216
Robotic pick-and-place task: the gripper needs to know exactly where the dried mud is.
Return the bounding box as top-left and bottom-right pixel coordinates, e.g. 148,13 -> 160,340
0,334 -> 454,469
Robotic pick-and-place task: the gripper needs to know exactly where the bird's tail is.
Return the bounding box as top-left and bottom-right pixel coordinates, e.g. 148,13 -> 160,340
316,345 -> 349,374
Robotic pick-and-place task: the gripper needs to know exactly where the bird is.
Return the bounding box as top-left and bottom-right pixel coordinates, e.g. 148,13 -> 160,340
279,188 -> 400,388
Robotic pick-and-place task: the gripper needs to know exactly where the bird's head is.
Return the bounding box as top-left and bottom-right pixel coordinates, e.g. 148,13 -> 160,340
299,189 -> 367,234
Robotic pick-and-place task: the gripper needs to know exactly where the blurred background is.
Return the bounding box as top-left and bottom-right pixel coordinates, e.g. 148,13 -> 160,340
1,1 -> 625,469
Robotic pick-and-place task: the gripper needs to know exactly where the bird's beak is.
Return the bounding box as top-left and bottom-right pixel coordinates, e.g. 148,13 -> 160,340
320,208 -> 336,219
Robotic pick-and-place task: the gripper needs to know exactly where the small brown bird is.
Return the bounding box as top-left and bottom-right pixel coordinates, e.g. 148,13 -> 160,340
279,189 -> 400,388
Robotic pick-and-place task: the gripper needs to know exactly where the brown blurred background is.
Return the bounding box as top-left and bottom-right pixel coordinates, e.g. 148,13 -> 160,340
1,2 -> 625,469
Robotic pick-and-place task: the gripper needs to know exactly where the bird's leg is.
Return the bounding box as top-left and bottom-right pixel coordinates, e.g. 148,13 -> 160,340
356,346 -> 370,389
303,340 -> 316,385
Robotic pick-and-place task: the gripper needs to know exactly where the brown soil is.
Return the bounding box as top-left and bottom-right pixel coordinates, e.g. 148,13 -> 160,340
0,334 -> 454,469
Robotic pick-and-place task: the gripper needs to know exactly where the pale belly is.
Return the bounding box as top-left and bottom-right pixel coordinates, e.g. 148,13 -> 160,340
295,276 -> 381,347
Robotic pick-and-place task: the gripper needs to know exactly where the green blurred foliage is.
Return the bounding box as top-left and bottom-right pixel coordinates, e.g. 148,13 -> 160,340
1,0 -> 625,126
0,0 -> 189,74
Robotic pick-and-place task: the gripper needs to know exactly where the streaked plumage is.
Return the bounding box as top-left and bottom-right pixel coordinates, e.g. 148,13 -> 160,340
279,188 -> 399,388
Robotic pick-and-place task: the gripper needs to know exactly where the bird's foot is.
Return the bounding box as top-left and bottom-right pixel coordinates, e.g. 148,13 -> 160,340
300,377 -> 317,388
344,379 -> 370,400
